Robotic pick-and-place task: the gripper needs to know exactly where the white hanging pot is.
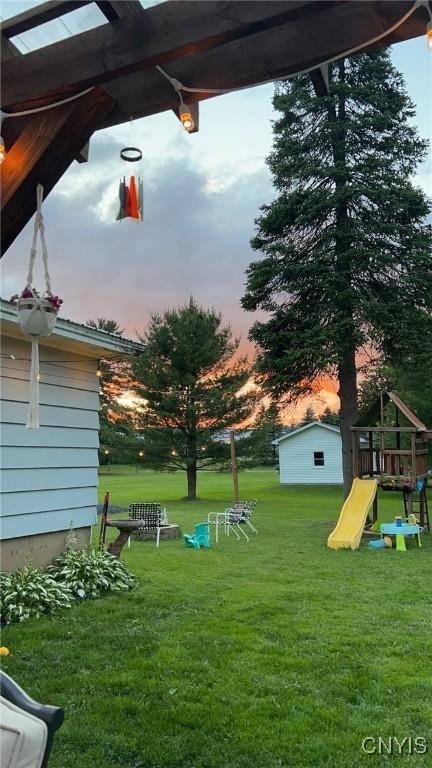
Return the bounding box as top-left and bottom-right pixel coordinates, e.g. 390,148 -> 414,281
10,184 -> 63,429
17,295 -> 59,340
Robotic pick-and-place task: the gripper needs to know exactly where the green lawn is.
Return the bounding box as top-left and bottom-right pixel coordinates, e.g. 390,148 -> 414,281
2,467 -> 432,767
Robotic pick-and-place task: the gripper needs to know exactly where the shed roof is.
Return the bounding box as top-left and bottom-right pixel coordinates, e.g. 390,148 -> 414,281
0,298 -> 143,360
272,421 -> 341,445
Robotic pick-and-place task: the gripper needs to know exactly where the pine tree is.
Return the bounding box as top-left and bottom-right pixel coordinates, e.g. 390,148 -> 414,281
301,405 -> 316,425
243,401 -> 281,466
86,317 -> 124,335
86,317 -> 137,464
320,407 -> 340,427
242,51 -> 432,496
133,299 -> 257,500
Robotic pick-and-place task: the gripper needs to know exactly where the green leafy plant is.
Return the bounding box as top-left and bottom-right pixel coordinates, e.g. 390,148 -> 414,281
0,565 -> 73,624
48,548 -> 136,600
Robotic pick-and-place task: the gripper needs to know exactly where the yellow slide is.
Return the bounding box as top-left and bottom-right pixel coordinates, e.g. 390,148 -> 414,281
327,478 -> 377,550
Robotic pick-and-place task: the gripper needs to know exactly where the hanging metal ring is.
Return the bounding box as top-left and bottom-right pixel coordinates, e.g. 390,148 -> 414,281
120,146 -> 143,162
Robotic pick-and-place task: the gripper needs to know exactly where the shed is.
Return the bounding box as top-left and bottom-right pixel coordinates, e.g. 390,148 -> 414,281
273,422 -> 348,485
0,299 -> 141,570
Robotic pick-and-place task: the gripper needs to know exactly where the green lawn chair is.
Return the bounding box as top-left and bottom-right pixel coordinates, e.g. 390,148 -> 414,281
184,523 -> 210,549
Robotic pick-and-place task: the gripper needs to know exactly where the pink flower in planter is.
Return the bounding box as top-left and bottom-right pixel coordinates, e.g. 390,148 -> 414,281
47,295 -> 63,311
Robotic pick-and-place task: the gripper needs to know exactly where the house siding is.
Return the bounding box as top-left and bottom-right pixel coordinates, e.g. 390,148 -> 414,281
278,424 -> 343,484
0,338 -> 100,541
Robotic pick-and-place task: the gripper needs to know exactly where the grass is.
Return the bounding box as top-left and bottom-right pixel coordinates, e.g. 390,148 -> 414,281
2,466 -> 432,767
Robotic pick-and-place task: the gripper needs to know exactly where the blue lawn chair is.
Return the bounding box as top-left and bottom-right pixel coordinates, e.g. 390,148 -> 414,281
184,523 -> 210,549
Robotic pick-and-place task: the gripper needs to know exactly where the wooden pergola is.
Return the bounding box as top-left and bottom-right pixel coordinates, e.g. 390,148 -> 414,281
1,0 -> 430,255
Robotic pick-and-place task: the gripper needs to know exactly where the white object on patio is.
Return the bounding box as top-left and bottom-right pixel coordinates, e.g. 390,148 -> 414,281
0,697 -> 48,768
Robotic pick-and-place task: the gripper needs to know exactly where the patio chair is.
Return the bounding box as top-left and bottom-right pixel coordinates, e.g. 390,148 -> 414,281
233,500 -> 258,534
0,671 -> 64,768
223,508 -> 249,541
128,502 -> 169,548
184,522 -> 210,549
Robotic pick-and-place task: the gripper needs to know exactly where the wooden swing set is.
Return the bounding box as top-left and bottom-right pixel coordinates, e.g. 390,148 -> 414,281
351,392 -> 431,529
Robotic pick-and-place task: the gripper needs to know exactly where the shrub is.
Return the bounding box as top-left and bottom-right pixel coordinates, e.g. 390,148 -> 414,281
0,565 -> 73,624
49,548 -> 136,600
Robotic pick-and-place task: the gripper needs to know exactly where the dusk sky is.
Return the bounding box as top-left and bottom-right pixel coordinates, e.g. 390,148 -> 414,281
2,1 -> 431,419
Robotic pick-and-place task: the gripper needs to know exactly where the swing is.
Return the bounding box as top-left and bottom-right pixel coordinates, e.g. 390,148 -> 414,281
12,184 -> 63,429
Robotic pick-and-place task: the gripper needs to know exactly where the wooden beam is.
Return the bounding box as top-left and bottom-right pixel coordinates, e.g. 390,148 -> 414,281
0,87 -> 114,256
0,1 -> 90,38
310,65 -> 330,97
99,0 -> 423,129
96,1 -> 144,22
1,35 -> 22,60
76,140 -> 90,163
1,28 -> 88,164
1,2 -> 332,109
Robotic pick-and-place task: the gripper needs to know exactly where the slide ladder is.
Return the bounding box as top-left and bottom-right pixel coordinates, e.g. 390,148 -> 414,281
327,478 -> 377,550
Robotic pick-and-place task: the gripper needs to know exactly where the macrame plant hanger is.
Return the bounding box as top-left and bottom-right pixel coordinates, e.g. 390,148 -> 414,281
16,184 -> 62,429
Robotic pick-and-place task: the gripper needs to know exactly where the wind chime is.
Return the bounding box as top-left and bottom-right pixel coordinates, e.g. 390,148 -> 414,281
117,119 -> 143,222
12,184 -> 63,429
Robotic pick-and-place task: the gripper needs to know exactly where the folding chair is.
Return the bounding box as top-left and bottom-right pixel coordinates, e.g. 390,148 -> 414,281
128,502 -> 168,548
224,508 -> 249,541
233,500 -> 258,534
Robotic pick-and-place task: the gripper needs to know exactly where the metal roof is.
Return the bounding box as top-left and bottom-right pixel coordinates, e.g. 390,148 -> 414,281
0,298 -> 143,359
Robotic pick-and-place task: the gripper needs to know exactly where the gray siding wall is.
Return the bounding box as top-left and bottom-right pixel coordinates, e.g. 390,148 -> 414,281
0,337 -> 100,539
278,425 -> 343,484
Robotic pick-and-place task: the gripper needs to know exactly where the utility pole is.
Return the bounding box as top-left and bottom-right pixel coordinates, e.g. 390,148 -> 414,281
230,429 -> 240,502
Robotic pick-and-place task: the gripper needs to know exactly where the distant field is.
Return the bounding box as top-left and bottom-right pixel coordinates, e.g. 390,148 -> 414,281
2,467 -> 431,768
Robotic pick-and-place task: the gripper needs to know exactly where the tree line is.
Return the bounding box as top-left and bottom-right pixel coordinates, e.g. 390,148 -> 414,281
94,48 -> 431,500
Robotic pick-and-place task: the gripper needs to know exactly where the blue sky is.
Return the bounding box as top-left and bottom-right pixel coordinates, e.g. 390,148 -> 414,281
1,2 -> 431,414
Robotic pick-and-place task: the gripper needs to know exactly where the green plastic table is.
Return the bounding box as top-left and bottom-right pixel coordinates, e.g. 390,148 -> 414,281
380,522 -> 421,552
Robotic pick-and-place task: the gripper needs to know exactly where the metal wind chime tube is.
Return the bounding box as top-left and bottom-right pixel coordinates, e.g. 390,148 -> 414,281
117,120 -> 144,222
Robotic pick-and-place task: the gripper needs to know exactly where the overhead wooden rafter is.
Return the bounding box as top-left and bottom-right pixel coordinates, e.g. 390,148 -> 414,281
1,87 -> 114,255
1,0 -> 430,256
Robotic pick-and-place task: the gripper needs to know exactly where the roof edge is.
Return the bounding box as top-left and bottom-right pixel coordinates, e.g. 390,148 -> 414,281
272,421 -> 341,445
0,298 -> 143,359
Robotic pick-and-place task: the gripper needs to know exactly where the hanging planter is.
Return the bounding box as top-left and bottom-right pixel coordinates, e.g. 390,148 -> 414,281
17,289 -> 61,339
11,185 -> 63,429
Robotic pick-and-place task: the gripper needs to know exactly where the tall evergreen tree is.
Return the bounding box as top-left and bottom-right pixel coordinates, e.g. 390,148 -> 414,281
133,299 -> 257,500
242,51 -> 432,496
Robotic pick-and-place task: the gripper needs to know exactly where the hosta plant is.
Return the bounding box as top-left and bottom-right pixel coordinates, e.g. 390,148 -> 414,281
49,548 -> 136,600
0,565 -> 73,624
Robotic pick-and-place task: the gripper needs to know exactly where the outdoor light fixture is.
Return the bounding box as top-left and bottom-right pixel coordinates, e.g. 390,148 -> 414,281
139,451 -> 144,457
0,113 -> 5,164
427,20 -> 432,48
178,104 -> 194,132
